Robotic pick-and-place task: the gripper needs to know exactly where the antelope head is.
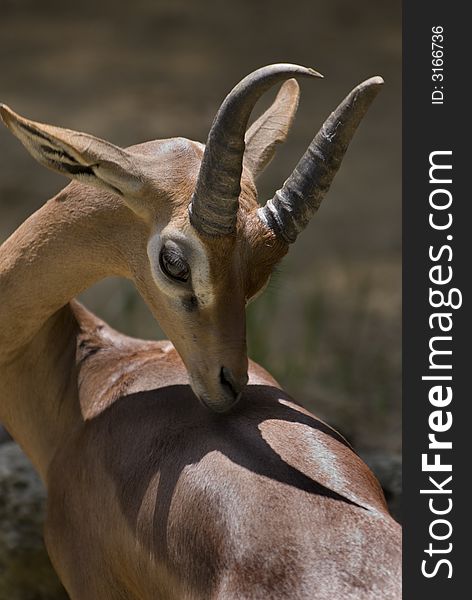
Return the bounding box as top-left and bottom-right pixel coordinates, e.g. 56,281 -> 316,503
0,64 -> 382,412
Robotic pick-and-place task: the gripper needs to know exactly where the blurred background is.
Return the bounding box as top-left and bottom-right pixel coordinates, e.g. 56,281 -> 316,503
0,0 -> 401,597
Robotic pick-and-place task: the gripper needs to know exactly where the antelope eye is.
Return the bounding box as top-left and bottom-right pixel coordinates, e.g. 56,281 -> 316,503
159,244 -> 190,283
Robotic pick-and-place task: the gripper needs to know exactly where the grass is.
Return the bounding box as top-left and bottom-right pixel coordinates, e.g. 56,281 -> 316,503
247,258 -> 401,452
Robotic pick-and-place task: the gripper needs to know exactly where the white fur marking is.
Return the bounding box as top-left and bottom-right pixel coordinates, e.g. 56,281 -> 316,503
147,225 -> 215,307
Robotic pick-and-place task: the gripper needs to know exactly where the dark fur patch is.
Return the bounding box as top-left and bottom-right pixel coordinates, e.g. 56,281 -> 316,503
60,162 -> 95,176
46,157 -> 95,177
182,295 -> 198,312
18,120 -> 53,143
40,144 -> 77,164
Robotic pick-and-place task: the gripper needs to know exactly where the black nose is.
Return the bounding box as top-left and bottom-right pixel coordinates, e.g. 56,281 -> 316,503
220,366 -> 247,400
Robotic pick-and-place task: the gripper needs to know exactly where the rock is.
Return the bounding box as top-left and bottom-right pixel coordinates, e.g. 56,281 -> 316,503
0,442 -> 67,599
0,425 -> 11,445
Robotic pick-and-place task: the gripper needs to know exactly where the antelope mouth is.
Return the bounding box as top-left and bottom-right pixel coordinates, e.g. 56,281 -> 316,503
192,367 -> 246,414
188,365 -> 248,413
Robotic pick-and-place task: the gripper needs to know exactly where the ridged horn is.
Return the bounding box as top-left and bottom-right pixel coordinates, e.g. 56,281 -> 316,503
258,76 -> 384,243
188,64 -> 322,236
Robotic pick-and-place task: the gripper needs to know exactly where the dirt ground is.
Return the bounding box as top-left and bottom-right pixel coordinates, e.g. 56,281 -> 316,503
0,0 -> 401,454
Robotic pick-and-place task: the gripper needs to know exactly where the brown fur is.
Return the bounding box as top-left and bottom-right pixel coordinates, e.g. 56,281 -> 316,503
0,82 -> 401,598
40,301 -> 400,600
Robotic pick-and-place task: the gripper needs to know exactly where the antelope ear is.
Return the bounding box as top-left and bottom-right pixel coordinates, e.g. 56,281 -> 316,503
244,79 -> 300,179
0,104 -> 150,213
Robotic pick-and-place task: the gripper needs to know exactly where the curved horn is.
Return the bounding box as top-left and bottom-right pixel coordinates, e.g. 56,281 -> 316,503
189,64 -> 322,237
258,76 -> 384,243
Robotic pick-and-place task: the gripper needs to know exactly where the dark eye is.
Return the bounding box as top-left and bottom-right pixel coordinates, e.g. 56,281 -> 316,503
159,245 -> 190,283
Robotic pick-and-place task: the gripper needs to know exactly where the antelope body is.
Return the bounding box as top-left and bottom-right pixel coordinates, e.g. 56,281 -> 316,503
0,65 -> 401,599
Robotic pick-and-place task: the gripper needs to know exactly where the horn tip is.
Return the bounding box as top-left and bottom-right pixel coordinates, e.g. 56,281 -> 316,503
364,75 -> 385,87
308,68 -> 324,79
354,76 -> 384,103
